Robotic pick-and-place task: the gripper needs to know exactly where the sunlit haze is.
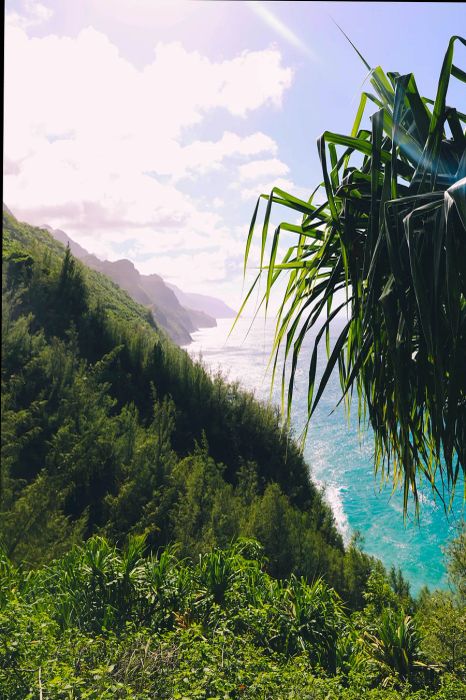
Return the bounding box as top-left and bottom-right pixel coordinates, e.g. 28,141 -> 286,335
4,0 -> 465,307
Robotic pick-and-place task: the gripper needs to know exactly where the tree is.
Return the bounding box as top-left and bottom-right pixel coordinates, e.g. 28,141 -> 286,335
56,244 -> 88,329
418,590 -> 466,677
417,524 -> 466,676
446,521 -> 466,604
240,35 -> 466,512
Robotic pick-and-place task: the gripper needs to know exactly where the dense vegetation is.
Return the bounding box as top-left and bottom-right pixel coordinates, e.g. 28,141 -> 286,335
2,210 -> 372,592
1,534 -> 465,698
240,35 -> 466,510
1,211 -> 465,697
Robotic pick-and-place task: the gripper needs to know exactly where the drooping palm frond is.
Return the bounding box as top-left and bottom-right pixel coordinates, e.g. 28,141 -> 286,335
241,36 -> 466,513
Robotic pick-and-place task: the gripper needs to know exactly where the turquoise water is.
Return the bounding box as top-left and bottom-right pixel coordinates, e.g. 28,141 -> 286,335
186,316 -> 464,594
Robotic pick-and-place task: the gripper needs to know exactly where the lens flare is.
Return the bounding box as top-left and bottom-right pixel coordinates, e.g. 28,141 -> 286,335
246,1 -> 316,60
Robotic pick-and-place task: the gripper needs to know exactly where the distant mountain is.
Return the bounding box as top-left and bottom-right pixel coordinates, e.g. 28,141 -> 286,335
4,206 -> 234,344
40,224 -> 217,345
43,225 -> 93,261
168,283 -> 236,319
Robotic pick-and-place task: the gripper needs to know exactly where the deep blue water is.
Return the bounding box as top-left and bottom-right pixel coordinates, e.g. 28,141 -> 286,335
186,316 -> 464,594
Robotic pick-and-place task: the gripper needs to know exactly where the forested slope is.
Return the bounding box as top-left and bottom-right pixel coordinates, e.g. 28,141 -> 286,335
1,211 -> 465,697
2,210 -> 352,592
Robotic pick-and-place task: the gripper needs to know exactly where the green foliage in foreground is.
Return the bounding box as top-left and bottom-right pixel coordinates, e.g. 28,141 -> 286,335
1,537 -> 465,699
240,36 -> 466,511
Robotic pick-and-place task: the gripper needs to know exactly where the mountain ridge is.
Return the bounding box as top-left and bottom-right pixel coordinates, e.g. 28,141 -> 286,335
2,205 -> 236,345
38,221 -> 230,345
167,282 -> 236,319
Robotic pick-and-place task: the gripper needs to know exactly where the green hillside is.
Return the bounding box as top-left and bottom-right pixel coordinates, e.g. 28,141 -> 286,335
2,210 -> 345,584
1,211 -> 465,698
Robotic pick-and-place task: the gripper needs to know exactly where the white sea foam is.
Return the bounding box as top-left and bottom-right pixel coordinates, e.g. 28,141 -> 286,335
318,480 -> 351,544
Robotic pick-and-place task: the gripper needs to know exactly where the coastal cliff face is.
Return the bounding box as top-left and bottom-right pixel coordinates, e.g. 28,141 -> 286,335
40,223 -> 222,345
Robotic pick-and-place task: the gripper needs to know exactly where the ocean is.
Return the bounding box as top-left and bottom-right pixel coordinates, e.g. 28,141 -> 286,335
185,315 -> 464,594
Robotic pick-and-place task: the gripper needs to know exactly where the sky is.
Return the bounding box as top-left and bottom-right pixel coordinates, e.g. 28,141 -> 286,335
4,0 -> 466,307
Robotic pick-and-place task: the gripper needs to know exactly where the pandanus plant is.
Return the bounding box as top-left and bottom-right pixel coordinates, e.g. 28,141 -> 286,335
240,35 -> 466,512
364,609 -> 429,685
282,575 -> 344,672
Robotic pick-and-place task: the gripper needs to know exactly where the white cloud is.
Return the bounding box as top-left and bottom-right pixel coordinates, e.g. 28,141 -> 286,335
6,0 -> 53,29
4,20 -> 294,304
165,132 -> 278,181
133,225 -> 249,293
238,157 -> 290,181
143,42 -> 293,121
139,250 -> 229,285
237,177 -> 309,202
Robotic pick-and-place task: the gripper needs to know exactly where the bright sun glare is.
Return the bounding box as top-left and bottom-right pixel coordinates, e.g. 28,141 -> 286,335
246,1 -> 316,59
